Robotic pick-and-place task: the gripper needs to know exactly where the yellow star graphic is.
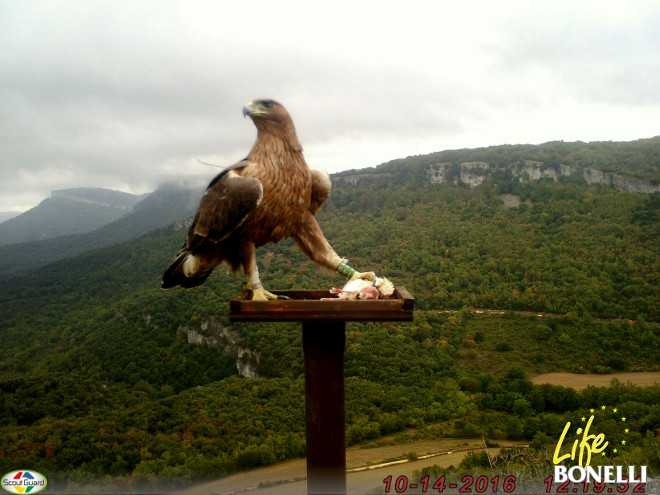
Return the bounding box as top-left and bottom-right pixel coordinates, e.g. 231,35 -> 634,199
625,428 -> 629,433
601,405 -> 606,410
602,452 -> 606,456
590,408 -> 595,413
621,417 -> 627,422
581,417 -> 586,422
613,449 -> 618,453
621,440 -> 626,445
613,408 -> 618,413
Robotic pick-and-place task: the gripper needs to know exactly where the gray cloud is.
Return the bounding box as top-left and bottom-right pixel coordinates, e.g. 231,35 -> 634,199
497,5 -> 660,106
1,1 -> 658,211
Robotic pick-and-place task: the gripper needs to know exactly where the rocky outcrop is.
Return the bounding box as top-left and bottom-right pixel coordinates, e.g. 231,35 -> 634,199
511,161 -> 562,182
460,162 -> 490,187
428,163 -> 454,185
499,194 -> 533,209
428,162 -> 492,187
333,172 -> 393,186
427,161 -> 660,194
177,316 -> 260,378
582,168 -> 660,194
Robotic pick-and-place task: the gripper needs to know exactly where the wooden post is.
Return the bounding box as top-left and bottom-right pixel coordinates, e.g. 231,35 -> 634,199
230,287 -> 413,495
303,321 -> 346,495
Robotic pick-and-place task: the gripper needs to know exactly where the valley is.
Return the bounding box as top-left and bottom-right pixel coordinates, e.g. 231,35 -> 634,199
0,137 -> 658,491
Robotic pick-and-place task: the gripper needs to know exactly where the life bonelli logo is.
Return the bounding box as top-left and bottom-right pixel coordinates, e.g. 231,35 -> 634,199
1,471 -> 47,494
552,405 -> 647,485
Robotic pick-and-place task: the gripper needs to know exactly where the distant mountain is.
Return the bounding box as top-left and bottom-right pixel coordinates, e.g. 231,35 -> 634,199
1,138 -> 659,280
0,212 -> 20,223
0,188 -> 143,246
0,184 -> 203,279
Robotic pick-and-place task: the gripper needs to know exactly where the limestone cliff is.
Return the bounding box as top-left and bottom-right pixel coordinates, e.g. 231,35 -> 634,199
176,316 -> 260,378
427,160 -> 660,193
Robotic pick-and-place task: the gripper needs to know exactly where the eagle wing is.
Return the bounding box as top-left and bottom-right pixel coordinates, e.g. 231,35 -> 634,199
186,161 -> 263,253
309,169 -> 331,215
162,161 -> 263,289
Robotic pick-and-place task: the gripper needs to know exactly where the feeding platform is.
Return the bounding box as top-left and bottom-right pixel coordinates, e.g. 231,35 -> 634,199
229,286 -> 413,495
229,286 -> 414,322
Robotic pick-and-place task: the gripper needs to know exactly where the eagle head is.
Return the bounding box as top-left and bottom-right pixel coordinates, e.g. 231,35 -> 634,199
243,99 -> 289,122
242,99 -> 301,150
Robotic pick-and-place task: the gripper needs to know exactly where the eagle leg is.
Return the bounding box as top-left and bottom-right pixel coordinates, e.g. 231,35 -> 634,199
336,261 -> 375,281
294,213 -> 376,281
245,245 -> 289,301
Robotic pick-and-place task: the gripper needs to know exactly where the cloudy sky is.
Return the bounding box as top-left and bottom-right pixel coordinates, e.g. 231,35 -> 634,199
1,0 -> 658,212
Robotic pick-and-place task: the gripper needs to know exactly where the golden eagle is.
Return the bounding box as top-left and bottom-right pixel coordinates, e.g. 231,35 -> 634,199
162,99 -> 372,300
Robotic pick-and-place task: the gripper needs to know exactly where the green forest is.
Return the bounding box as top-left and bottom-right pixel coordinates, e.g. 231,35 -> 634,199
0,138 -> 658,491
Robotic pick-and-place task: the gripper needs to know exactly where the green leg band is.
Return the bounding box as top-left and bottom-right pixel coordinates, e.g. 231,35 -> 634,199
336,263 -> 356,279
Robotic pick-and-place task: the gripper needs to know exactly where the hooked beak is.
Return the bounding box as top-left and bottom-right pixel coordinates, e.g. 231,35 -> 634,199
243,101 -> 258,118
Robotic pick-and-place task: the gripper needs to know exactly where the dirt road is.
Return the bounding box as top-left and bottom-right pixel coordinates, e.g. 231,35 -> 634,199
243,450 -> 497,495
187,440 -> 524,494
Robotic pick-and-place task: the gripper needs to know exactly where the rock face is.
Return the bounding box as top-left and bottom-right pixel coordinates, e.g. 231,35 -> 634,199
460,162 -> 490,187
499,194 -> 533,209
177,316 -> 260,378
426,161 -> 660,194
427,162 -> 454,185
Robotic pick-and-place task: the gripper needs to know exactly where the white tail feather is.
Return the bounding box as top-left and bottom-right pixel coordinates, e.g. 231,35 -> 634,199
183,254 -> 200,277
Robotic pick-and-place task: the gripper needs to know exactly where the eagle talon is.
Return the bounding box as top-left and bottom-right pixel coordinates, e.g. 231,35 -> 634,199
350,271 -> 375,282
246,282 -> 283,301
247,284 -> 280,301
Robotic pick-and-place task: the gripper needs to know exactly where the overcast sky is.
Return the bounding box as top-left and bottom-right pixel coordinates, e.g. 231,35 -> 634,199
1,0 -> 658,212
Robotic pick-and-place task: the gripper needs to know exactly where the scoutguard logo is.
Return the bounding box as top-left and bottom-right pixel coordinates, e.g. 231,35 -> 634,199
1,471 -> 47,494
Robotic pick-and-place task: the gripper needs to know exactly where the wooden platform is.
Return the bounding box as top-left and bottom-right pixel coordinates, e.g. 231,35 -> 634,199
229,286 -> 414,322
229,285 -> 414,494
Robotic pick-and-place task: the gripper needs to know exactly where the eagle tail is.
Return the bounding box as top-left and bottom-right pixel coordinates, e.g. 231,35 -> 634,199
162,250 -> 214,289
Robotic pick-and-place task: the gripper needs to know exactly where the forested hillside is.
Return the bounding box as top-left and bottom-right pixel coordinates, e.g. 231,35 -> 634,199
0,139 -> 658,490
338,136 -> 660,185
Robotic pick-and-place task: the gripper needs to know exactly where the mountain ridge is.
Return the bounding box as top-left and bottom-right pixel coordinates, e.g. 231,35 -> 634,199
1,137 -> 658,279
0,187 -> 143,246
0,212 -> 20,223
0,184 -> 202,279
50,187 -> 145,208
334,136 -> 660,189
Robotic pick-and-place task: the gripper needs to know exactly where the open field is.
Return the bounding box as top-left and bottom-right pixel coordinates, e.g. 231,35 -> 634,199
530,371 -> 660,390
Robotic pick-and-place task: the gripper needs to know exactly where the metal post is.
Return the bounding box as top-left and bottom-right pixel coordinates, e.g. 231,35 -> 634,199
303,321 -> 346,495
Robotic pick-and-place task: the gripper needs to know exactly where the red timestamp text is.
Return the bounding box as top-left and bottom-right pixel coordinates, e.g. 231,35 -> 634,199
383,475 -> 517,493
543,475 -> 646,493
